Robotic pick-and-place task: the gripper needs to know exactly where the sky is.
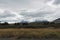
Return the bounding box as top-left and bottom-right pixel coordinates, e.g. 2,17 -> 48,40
0,0 -> 60,23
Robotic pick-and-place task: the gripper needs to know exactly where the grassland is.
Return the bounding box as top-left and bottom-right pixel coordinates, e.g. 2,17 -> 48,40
0,28 -> 60,39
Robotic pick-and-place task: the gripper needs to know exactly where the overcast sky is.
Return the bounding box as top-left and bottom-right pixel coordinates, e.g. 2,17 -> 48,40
0,0 -> 60,23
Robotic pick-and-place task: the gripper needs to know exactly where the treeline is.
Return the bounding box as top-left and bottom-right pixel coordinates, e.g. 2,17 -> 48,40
0,21 -> 60,28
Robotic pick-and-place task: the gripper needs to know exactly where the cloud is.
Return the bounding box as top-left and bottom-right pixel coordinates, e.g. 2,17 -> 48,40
0,0 -> 51,9
0,9 -> 25,22
0,0 -> 31,9
20,10 -> 52,18
0,0 -> 60,23
53,0 -> 60,5
0,10 -> 16,18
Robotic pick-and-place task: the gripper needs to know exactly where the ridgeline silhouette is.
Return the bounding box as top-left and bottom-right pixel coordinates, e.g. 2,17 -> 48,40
0,18 -> 60,28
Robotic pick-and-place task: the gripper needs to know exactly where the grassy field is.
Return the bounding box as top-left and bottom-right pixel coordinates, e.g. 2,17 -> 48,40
0,28 -> 60,39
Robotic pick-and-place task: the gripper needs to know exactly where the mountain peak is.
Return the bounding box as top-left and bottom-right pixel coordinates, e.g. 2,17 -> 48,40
53,18 -> 60,23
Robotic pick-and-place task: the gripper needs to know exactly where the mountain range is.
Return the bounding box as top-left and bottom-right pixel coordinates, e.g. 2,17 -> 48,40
53,18 -> 60,23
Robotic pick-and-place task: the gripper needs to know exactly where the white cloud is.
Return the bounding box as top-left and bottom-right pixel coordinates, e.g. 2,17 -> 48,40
0,0 -> 60,22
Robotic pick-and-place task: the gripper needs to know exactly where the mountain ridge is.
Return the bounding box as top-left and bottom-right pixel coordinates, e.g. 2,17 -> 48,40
53,18 -> 60,23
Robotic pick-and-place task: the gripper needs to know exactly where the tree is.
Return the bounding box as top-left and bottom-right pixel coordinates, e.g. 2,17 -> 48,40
3,22 -> 9,25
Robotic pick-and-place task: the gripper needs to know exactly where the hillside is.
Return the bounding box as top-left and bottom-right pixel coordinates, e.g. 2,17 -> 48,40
53,18 -> 60,23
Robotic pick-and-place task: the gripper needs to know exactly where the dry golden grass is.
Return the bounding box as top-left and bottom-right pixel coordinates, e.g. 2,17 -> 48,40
0,28 -> 60,38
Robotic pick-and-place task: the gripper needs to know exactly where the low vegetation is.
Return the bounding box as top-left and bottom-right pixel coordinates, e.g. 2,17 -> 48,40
0,21 -> 60,28
0,28 -> 60,39
0,21 -> 60,39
